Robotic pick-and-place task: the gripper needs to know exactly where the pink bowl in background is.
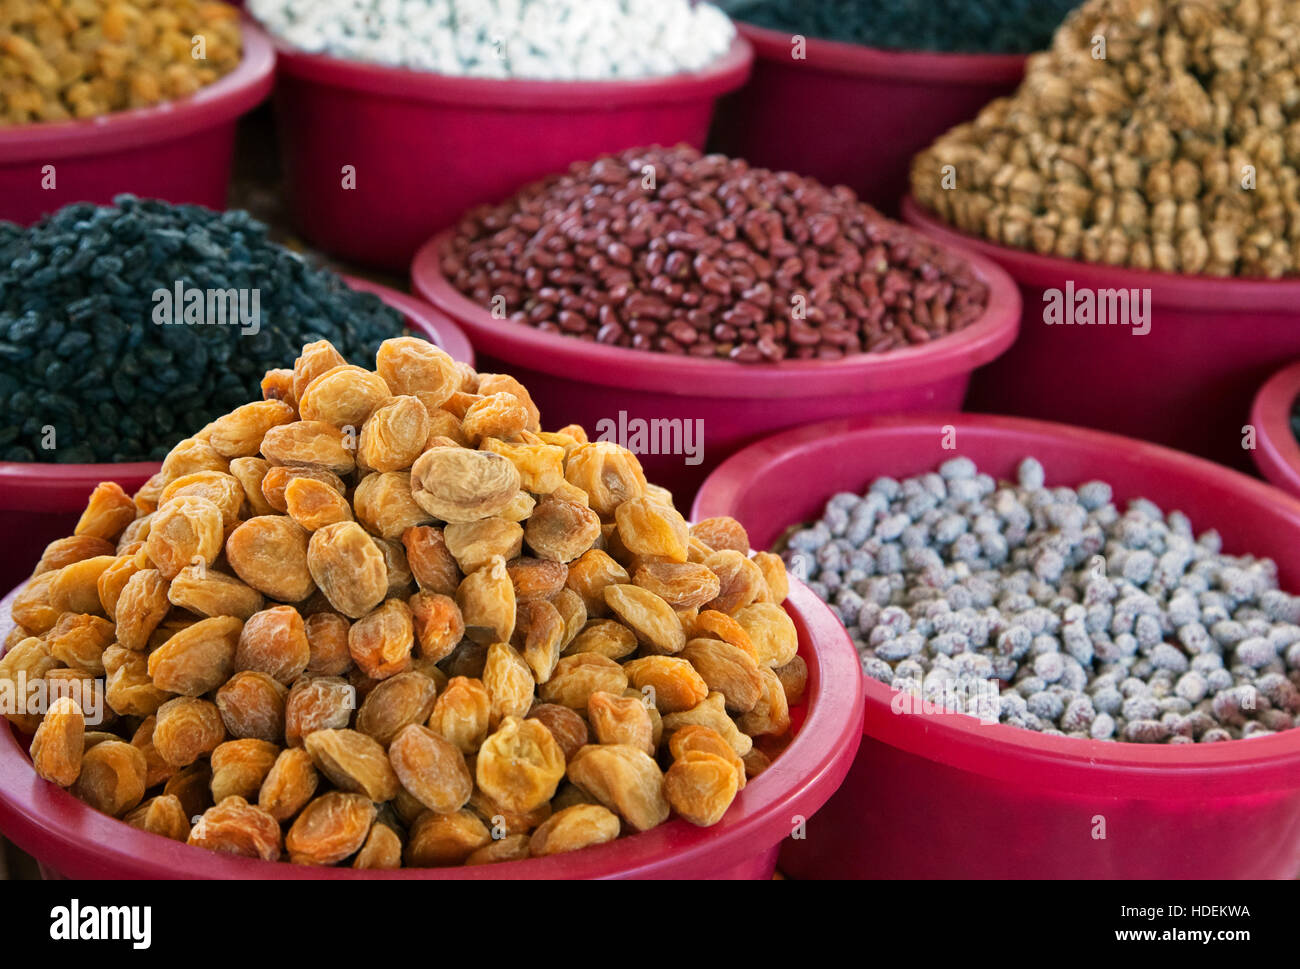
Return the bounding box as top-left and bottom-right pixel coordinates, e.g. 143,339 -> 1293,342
262,32 -> 752,270
903,197 -> 1300,472
1249,359 -> 1300,499
693,412 -> 1300,880
0,277 -> 472,593
0,578 -> 862,880
0,20 -> 275,225
711,22 -> 1025,214
411,231 -> 1021,506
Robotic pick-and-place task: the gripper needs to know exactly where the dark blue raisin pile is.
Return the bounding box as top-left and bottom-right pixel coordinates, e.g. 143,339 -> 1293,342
718,0 -> 1081,54
0,197 -> 406,464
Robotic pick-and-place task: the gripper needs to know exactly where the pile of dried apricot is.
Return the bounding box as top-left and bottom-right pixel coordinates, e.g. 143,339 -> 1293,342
1,337 -> 802,869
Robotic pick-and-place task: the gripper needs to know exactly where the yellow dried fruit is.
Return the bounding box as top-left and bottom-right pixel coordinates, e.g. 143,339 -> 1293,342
124,795 -> 191,842
188,796 -> 282,862
734,602 -> 799,669
524,491 -> 602,563
376,336 -> 460,413
405,809 -> 491,867
226,516 -> 315,604
286,792 -> 377,866
148,615 -> 243,696
167,565 -> 264,620
71,740 -> 147,818
284,476 -> 354,531
215,671 -> 288,743
153,697 -> 226,768
529,803 -> 621,857
564,619 -> 638,660
410,447 -> 521,523
30,696 -> 84,787
679,638 -> 764,713
207,400 -> 298,458
588,691 -> 654,755
476,716 -> 567,814
564,442 -> 647,519
538,653 -> 628,710
427,676 -> 491,754
356,671 -> 438,746
145,497 -> 224,580
665,750 -> 740,826
258,747 -> 320,822
444,518 -> 524,574
457,556 -> 517,645
210,738 -> 280,803
305,728 -> 400,801
74,482 -> 137,543
235,606 -> 310,685
308,522 -> 389,619
661,692 -> 753,756
389,724 -> 474,814
348,598 -> 415,680
566,744 -> 669,832
603,584 -> 685,655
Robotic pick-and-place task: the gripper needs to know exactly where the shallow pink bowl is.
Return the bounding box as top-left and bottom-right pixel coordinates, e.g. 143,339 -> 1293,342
1250,359 -> 1300,499
0,20 -> 275,224
411,231 -> 1021,506
903,197 -> 1300,472
0,578 -> 863,880
694,412 -> 1300,879
0,278 -> 472,591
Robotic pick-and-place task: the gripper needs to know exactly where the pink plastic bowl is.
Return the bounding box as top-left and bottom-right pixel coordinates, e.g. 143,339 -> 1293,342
1250,359 -> 1300,499
693,412 -> 1300,880
0,577 -> 862,880
904,197 -> 1300,472
711,22 -> 1025,213
0,278 -> 472,593
0,20 -> 274,225
411,231 -> 1021,506
262,33 -> 752,271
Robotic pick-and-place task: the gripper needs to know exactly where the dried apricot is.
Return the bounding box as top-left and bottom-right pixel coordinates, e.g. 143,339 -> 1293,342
564,443 -> 647,519
603,584 -> 685,655
71,740 -> 147,817
661,692 -> 752,756
481,438 -> 564,493
299,364 -> 392,430
665,750 -> 740,826
622,656 -> 708,714
210,738 -> 280,802
691,518 -> 750,555
124,795 -> 190,842
566,744 -> 669,832
305,728 -> 400,801
153,696 -> 226,768
505,557 -> 567,602
159,470 -> 245,527
427,676 -> 491,754
229,457 -> 277,517
215,671 -> 288,743
615,497 -> 690,563
349,598 -> 414,679
405,809 -> 491,867
30,695 -> 84,786
476,716 -> 566,814
668,725 -> 746,790
304,612 -> 353,676
236,606 -> 310,685
410,447 -> 521,524
538,653 -> 628,710
34,534 -> 115,577
402,526 -> 461,596
353,822 -> 403,870
260,465 -> 346,514
445,519 -> 524,575
389,724 -> 473,814
167,565 -> 264,620
356,395 -> 431,472
564,619 -> 637,660
10,572 -> 60,634
409,591 -> 464,663
465,833 -> 531,866
750,551 -> 789,604
208,400 -> 297,458
188,796 -> 282,861
258,747 -> 320,822
679,638 -> 763,713
261,420 -> 355,476
48,555 -> 116,615
526,702 -> 589,761
284,476 -> 354,531
632,560 -> 720,611
375,337 -> 460,413
74,482 -> 137,543
149,615 -> 243,695
286,792 -> 377,865
457,556 -> 517,646
481,642 -> 534,728
524,491 -> 601,563
587,691 -> 654,755
733,603 -> 799,669
737,668 -> 792,737
292,340 -> 348,404
353,471 -> 435,539
565,549 -> 630,617
46,613 -> 114,676
356,671 -> 438,745
309,522 -> 389,619
144,497 -> 223,580
529,803 -> 621,857
164,762 -> 214,820
226,516 -> 315,604
103,645 -> 171,718
773,655 -> 808,706
285,676 -> 356,747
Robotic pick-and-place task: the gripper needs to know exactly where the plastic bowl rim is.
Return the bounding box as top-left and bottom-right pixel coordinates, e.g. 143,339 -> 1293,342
410,230 -> 1021,399
1249,359 -> 1300,498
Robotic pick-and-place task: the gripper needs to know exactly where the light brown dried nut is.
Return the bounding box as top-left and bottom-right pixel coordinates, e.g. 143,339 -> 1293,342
750,551 -> 790,604
353,822 -> 404,870
564,619 -> 638,660
690,517 -> 750,555
524,491 -> 601,564
481,438 -> 565,493
564,443 -> 647,519
427,675 -> 491,754
210,738 -> 280,803
475,373 -> 541,431
733,602 -> 799,668
74,482 -> 138,543
207,400 -> 298,459
349,598 -> 415,680
215,671 -> 288,743
661,692 -> 752,756
465,833 -> 532,866
229,457 -> 277,517
304,728 -> 400,801
292,340 -> 348,404
284,476 -> 354,531
679,638 -> 764,713
260,465 -> 347,514
235,606 -> 310,685
46,613 -> 114,676
410,447 -> 520,523
405,809 -> 491,867
552,588 -> 587,648
587,690 -> 654,755
356,670 -> 438,745
284,675 -> 357,747
10,572 -> 60,635
773,655 -> 809,707
71,740 -> 147,818
621,656 -> 709,714
376,336 -> 461,413
665,750 -> 740,826
668,724 -> 747,790
514,598 -> 565,684
538,653 -> 628,710
407,591 -> 465,663
444,519 -> 524,574
103,645 -> 172,718
702,550 -> 766,615
30,696 -> 84,786
402,526 -> 462,596
632,560 -> 721,611
358,395 -> 432,472
737,667 -> 792,738
260,420 -> 356,476
299,364 -> 392,430
34,534 -> 116,577
286,791 -> 378,866
482,642 -> 534,729
164,762 -> 214,821
505,557 -> 568,602
124,794 -> 191,842
167,565 -> 264,619
148,615 -> 243,695
308,522 -> 389,619
226,516 -> 316,604
476,716 -> 567,814
304,612 -> 353,676
456,556 -> 517,646
48,555 -> 117,615
258,747 -> 320,822
153,696 -> 226,768
566,743 -> 669,832
389,723 -> 474,814
526,702 -> 589,761
353,471 -> 435,539
188,796 -> 282,861
603,584 -> 685,655
615,497 -> 690,563
529,803 -> 622,857
159,471 -> 244,528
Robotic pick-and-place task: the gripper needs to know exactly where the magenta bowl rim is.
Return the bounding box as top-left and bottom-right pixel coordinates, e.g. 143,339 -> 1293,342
0,578 -> 864,879
902,196 -> 1300,312
0,276 -> 472,494
410,230 -> 1021,400
1249,359 -> 1300,499
264,28 -> 753,108
692,411 -> 1300,795
0,19 -> 275,165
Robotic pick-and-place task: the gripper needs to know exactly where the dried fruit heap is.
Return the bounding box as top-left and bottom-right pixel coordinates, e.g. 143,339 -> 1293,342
2,337 -> 801,869
912,0 -> 1300,277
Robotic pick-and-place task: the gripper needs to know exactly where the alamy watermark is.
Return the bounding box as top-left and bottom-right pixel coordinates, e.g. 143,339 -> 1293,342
0,670 -> 104,725
1043,281 -> 1151,336
890,675 -> 1001,726
594,410 -> 704,466
151,281 -> 261,335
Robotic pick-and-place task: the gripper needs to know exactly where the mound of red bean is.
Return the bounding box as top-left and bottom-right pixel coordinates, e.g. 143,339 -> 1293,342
442,145 -> 991,363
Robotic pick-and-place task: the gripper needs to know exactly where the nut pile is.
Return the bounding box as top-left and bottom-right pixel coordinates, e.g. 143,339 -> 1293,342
2,0 -> 243,125
249,0 -> 735,81
0,197 -> 407,463
912,0 -> 1300,277
718,0 -> 1079,55
444,145 -> 991,362
783,456 -> 1300,743
2,338 -> 800,868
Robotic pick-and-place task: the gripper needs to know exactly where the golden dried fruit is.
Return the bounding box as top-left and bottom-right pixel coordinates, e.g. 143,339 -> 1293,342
353,822 -> 404,870
71,740 -> 147,817
410,447 -> 521,523
564,619 -> 638,660
305,728 -> 400,801
405,809 -> 491,867
661,692 -> 752,756
703,550 -> 766,615
286,792 -> 377,865
538,653 -> 628,710
376,337 -> 460,413
145,497 -> 224,580
476,373 -> 541,431
10,572 -> 60,635
552,588 -> 587,648
445,519 -> 524,575
737,668 -> 792,737
750,551 -> 790,604
188,796 -> 282,861
113,568 -> 171,651
235,606 -> 310,685
668,724 -> 747,790
74,482 -> 137,543
229,457 -> 277,517
691,609 -> 757,659
679,638 -> 764,713
258,747 -> 320,822
261,420 -> 356,476
260,465 -> 347,514
564,443 -> 647,519
566,744 -> 669,832
357,395 -> 431,472
506,557 -> 568,602
427,676 -> 491,754
632,560 -> 721,611
159,471 -> 245,527
529,803 -> 621,857
465,833 -> 531,866
293,340 -> 348,403
457,556 -> 517,646
215,671 -> 288,743
774,655 -> 808,706
481,438 -> 565,493
524,491 -> 601,563
356,671 -> 438,745
210,738 -> 280,802
308,522 -> 389,619
526,702 -> 589,761
615,497 -> 690,563
226,516 -> 315,604
284,476 -> 354,531
588,691 -> 654,755
167,565 -> 264,620
48,555 -> 116,615
733,603 -> 799,669
389,724 -> 474,814
481,641 -> 534,728
163,762 -> 214,820
353,471 -> 434,539
348,598 -> 415,679
304,612 -> 353,676
34,534 -> 116,578
208,400 -> 298,458
299,364 -> 392,429
603,584 -> 685,655
30,695 -> 84,786
124,795 -> 191,842
691,518 -> 750,554
402,526 -> 461,596
153,696 -> 226,768
46,613 -> 114,676
665,750 -> 740,826
514,599 -> 565,684
476,716 -> 566,814
161,437 -> 228,484
148,615 -> 243,695
622,656 -> 709,714
409,591 -> 465,663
